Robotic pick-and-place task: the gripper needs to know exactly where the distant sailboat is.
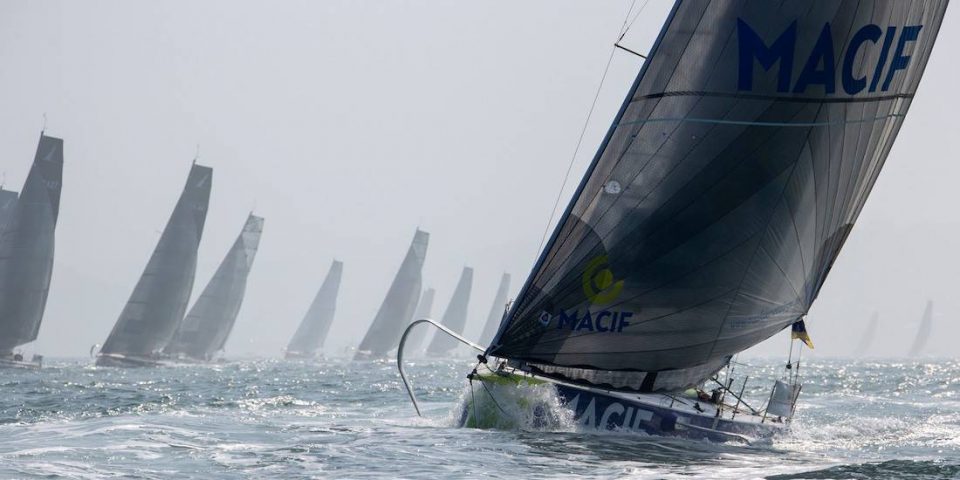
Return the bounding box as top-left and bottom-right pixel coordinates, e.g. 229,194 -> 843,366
425,267 -> 473,357
478,273 -> 511,347
355,229 -> 428,360
853,312 -> 879,358
285,260 -> 343,359
97,163 -> 212,367
164,213 -> 264,362
398,1 -> 948,441
403,287 -> 436,356
908,300 -> 933,358
0,134 -> 63,369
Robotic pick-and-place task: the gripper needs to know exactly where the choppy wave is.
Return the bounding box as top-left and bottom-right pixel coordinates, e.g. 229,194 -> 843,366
0,358 -> 957,478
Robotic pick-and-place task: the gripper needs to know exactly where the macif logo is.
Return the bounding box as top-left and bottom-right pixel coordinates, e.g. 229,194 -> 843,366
737,19 -> 923,95
540,255 -> 633,333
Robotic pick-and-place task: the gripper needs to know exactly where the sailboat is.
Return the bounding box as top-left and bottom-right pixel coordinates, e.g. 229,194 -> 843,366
355,229 -> 428,360
425,267 -> 473,357
853,312 -> 879,358
398,1 -> 947,441
907,300 -> 933,357
164,213 -> 264,362
0,133 -> 63,369
478,273 -> 511,347
403,287 -> 436,357
97,163 -> 212,367
285,259 -> 343,359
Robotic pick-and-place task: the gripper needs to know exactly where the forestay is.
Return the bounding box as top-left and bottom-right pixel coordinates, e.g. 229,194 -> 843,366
100,164 -> 212,358
165,214 -> 264,360
488,0 -> 948,392
0,134 -> 63,354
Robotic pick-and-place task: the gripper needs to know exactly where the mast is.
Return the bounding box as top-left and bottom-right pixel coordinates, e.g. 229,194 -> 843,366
355,229 -> 429,359
165,213 -> 264,360
99,163 -> 212,360
426,267 -> 473,356
486,1 -> 949,392
286,259 -> 343,358
0,134 -> 63,354
478,273 -> 511,347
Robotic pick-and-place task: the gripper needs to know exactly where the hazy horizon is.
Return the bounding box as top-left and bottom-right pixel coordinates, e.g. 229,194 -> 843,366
2,0 -> 958,361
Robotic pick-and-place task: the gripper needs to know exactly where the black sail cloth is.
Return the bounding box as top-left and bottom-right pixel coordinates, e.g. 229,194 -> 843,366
488,0 -> 948,392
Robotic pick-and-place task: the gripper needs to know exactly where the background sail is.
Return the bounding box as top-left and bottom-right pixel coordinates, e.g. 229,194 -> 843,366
165,214 -> 264,360
854,312 -> 879,357
404,287 -> 436,355
100,164 -> 212,358
489,1 -> 947,392
0,134 -> 63,353
355,229 -> 428,359
908,300 -> 933,357
286,259 -> 343,357
426,266 -> 473,356
478,273 -> 511,347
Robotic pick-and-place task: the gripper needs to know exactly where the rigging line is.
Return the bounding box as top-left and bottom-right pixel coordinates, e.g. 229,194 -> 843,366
622,0 -> 653,40
534,1 -> 642,261
618,0 -> 639,38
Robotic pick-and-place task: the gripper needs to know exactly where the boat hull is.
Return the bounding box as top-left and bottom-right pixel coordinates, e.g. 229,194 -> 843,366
0,355 -> 42,369
95,353 -> 168,368
459,371 -> 784,443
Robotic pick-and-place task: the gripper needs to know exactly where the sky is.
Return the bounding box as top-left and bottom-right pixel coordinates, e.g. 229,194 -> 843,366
0,1 -> 957,360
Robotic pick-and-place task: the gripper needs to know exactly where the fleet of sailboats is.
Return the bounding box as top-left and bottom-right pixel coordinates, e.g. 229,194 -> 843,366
1,1 -> 953,452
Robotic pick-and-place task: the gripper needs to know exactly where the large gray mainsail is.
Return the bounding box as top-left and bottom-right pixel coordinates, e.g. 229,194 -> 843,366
404,287 -> 436,355
488,1 -> 947,392
0,134 -> 63,354
99,163 -> 212,361
478,273 -> 511,347
165,213 -> 264,361
286,259 -> 343,358
908,300 -> 933,357
355,229 -> 428,359
426,267 -> 473,356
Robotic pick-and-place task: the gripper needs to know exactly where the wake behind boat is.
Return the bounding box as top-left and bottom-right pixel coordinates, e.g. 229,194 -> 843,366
398,0 -> 948,442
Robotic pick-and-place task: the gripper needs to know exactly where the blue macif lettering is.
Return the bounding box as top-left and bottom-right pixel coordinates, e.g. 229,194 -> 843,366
558,310 -> 578,330
595,311 -> 611,332
882,25 -> 922,91
842,24 -> 882,94
576,312 -> 595,332
869,26 -> 897,92
618,311 -> 633,332
793,23 -> 835,94
738,19 -> 797,92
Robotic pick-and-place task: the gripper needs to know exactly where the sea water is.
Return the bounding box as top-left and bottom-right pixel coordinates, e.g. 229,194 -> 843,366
1,358 -> 958,479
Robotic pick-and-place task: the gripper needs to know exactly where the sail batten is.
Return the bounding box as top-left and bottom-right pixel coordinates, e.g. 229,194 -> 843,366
488,0 -> 947,392
0,135 -> 63,353
355,229 -> 428,359
99,164 -> 212,360
165,214 -> 264,360
286,260 -> 343,358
